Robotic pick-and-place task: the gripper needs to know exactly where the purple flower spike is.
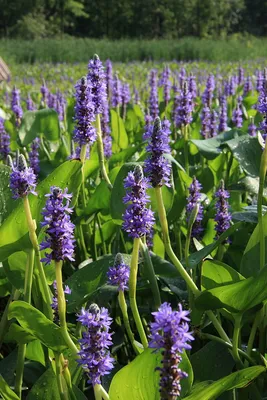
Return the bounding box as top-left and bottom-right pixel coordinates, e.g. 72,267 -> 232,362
144,117 -> 171,188
87,54 -> 107,115
51,280 -> 72,322
186,176 -> 204,239
107,253 -> 130,291
149,302 -> 194,399
160,66 -> 172,105
257,84 -> 267,141
133,86 -> 140,104
232,96 -> 243,128
77,303 -> 114,386
243,76 -> 253,96
73,76 -> 96,147
41,79 -> 49,107
248,117 -> 257,137
149,69 -> 159,119
122,165 -> 155,238
105,59 -> 113,100
214,180 -> 232,240
202,74 -> 215,107
175,81 -> 194,128
188,73 -> 197,99
112,74 -> 122,108
29,137 -> 41,176
11,87 -> 23,126
9,154 -> 37,199
210,109 -> 218,137
0,118 -> 10,160
40,187 -> 75,264
219,95 -> 228,133
101,93 -> 112,158
238,67 -> 244,85
26,93 -> 36,111
200,105 -> 211,138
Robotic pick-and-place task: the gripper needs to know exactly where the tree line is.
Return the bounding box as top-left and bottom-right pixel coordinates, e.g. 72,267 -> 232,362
1,0 -> 267,39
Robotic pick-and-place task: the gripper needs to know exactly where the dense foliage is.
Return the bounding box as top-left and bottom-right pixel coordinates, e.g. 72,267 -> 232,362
1,57 -> 267,399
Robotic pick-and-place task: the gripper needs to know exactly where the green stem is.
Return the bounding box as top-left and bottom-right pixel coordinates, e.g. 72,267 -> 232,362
154,186 -> 199,297
96,114 -> 112,189
23,197 -> 53,320
55,261 -> 78,356
93,384 -> 102,400
232,314 -> 244,369
206,310 -> 231,343
129,238 -> 148,348
80,144 -> 87,164
55,353 -> 68,400
258,139 -> 267,269
14,248 -> 35,398
245,312 -> 260,367
40,136 -> 51,160
100,385 -> 110,400
96,214 -> 107,255
0,288 -> 20,349
78,224 -> 88,260
199,332 -> 256,366
183,124 -> 189,175
140,240 -> 161,309
118,291 -> 139,355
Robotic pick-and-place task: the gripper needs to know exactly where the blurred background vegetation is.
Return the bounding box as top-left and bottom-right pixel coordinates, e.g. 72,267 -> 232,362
1,0 -> 267,62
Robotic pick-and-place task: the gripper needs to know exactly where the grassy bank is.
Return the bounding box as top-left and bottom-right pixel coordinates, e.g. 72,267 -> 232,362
1,36 -> 267,63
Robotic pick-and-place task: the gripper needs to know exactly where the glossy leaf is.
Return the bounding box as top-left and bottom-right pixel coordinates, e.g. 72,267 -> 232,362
201,259 -> 244,291
8,301 -> 68,352
0,164 -> 14,225
0,375 -> 20,400
110,110 -> 129,149
27,367 -> 61,400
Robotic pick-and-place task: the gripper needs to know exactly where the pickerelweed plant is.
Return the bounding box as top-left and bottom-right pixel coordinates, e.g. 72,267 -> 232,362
1,60 -> 267,400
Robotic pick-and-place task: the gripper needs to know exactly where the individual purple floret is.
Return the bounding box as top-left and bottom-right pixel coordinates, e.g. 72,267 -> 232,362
214,180 -> 232,240
149,302 -> 194,399
232,96 -> 243,128
41,79 -> 49,107
87,54 -> 107,115
144,117 -> 171,187
51,280 -> 72,322
174,81 -> 194,128
101,93 -> 112,158
112,74 -> 122,108
29,137 -> 40,176
77,303 -> 114,386
186,176 -> 204,239
73,76 -> 96,147
243,76 -> 253,96
40,187 -> 75,264
11,87 -> 23,127
9,154 -> 37,199
200,105 -> 211,138
219,95 -> 228,132
248,117 -> 257,137
202,74 -> 215,106
122,165 -> 155,238
106,59 -> 113,100
107,253 -> 130,291
26,93 -> 36,111
149,69 -> 159,119
0,117 -> 10,160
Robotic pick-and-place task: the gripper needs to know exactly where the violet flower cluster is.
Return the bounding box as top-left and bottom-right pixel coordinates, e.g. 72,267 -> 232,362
112,74 -> 122,108
11,87 -> 23,126
87,54 -> 107,115
257,84 -> 267,140
122,165 -> 155,238
149,69 -> 159,119
105,59 -> 113,100
149,302 -> 194,399
0,117 -> 10,160
214,180 -> 232,240
40,187 -> 75,264
29,137 -> 40,176
77,304 -> 114,386
9,154 -> 37,199
202,74 -> 215,106
107,253 -> 130,291
144,117 -> 171,188
160,66 -> 172,105
174,81 -> 194,128
101,94 -> 112,158
186,177 -> 204,239
218,95 -> 228,133
26,94 -> 36,111
248,117 -> 257,137
200,105 -> 211,138
232,96 -> 243,128
41,80 -> 49,106
73,76 -> 96,147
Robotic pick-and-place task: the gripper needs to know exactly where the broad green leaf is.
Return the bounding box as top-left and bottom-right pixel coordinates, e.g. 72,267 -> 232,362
109,348 -> 192,400
241,213 -> 267,277
201,259 -> 244,291
65,255 -> 117,312
26,340 -> 46,366
18,109 -> 60,145
0,264 -> 12,296
0,349 -> 17,386
196,263 -> 267,313
72,385 -> 88,399
0,375 -> 20,400
4,323 -> 36,344
3,251 -> 27,292
0,164 -> 14,225
27,367 -> 61,400
95,220 -> 116,245
8,301 -> 68,352
188,222 -> 243,269
191,129 -> 245,160
0,160 -> 82,261
191,341 -> 234,383
109,146 -> 140,167
183,366 -> 265,400
110,110 -> 129,150
226,135 -> 262,177
82,181 -> 111,217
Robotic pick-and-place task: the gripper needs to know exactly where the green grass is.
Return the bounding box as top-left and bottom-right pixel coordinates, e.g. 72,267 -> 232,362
1,36 -> 267,64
